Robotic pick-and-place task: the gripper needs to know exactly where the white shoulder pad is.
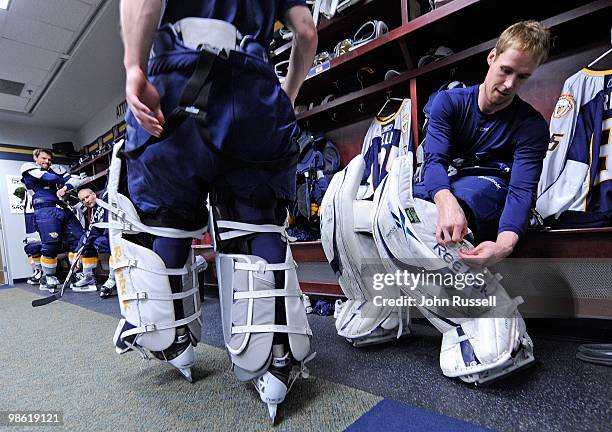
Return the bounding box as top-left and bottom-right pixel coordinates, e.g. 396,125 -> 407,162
20,162 -> 38,175
50,165 -> 68,176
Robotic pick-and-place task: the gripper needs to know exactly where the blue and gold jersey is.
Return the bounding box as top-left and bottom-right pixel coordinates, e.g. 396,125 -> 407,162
537,69 -> 612,220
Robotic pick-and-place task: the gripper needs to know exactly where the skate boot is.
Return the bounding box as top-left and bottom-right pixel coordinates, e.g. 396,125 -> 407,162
150,329 -> 195,383
99,276 -> 117,298
27,269 -> 43,285
43,275 -> 60,293
71,274 -> 97,292
253,347 -> 292,424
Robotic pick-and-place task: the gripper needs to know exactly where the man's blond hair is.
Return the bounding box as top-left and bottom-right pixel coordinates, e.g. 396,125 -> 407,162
33,148 -> 53,159
495,20 -> 551,65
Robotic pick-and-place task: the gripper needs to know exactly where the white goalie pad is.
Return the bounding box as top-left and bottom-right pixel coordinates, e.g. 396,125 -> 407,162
433,309 -> 534,383
372,154 -> 534,382
320,156 -> 408,344
213,219 -> 312,380
100,140 -> 205,353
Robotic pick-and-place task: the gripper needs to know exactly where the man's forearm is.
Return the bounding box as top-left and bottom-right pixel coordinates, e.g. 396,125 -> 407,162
282,7 -> 317,104
120,0 -> 163,72
283,34 -> 316,103
433,188 -> 455,207
496,231 -> 519,257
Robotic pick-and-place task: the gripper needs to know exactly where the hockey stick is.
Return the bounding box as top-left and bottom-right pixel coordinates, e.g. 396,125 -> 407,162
32,245 -> 85,307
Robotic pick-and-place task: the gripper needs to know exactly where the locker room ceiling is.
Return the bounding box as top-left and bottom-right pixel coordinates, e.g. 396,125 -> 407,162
0,0 -> 124,130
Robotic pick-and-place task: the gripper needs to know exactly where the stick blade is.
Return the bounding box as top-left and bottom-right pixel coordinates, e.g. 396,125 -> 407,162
32,294 -> 60,307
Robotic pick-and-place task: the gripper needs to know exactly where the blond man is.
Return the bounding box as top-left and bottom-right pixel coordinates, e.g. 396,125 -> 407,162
415,20 -> 551,266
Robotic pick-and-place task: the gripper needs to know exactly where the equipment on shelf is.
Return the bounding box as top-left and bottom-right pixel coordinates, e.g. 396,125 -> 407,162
289,130 -> 341,241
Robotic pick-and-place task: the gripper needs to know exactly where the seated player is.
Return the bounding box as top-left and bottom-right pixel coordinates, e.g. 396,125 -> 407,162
71,188 -> 116,297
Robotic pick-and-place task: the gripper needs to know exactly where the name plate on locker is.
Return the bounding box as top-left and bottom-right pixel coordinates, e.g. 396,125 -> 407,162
306,61 -> 330,80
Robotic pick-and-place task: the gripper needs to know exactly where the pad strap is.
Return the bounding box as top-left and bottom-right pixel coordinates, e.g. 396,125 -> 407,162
216,220 -> 287,241
120,311 -> 201,339
232,324 -> 312,335
233,261 -> 294,272
96,199 -> 206,239
121,287 -> 198,302
113,257 -> 199,276
233,289 -> 301,300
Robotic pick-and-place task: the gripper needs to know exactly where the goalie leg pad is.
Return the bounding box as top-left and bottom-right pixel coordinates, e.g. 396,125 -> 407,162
103,141 -> 204,377
112,238 -> 202,352
372,154 -> 534,382
217,244 -> 311,380
436,313 -> 534,384
320,155 -> 408,345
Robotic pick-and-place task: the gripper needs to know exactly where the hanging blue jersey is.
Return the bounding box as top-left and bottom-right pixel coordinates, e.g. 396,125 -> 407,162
422,85 -> 549,237
537,69 -> 612,221
160,0 -> 307,47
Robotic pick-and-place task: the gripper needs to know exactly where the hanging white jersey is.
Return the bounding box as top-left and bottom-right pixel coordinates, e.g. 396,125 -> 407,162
536,69 -> 612,219
358,99 -> 413,199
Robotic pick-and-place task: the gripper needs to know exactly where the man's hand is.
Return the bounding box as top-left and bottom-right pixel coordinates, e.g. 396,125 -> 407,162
56,186 -> 68,199
434,189 -> 468,244
459,231 -> 518,268
125,67 -> 164,137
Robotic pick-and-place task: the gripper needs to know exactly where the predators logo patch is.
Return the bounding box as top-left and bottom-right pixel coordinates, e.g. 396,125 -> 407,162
552,94 -> 574,119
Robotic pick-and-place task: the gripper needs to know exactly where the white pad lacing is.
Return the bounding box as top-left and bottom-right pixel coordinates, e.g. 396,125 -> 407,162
103,140 -> 205,353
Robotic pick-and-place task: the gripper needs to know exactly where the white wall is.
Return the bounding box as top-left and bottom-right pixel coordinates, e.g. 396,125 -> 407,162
76,92 -> 125,148
0,159 -> 33,282
0,121 -> 76,148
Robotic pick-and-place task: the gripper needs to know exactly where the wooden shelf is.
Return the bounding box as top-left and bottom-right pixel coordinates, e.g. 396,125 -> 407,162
271,0 -> 400,61
70,148 -> 112,173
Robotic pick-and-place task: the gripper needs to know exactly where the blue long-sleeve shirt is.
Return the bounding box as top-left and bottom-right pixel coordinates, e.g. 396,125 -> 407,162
422,85 -> 549,237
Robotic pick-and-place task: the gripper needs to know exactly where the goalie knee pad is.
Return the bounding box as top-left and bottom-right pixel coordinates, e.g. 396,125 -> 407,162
320,155 -> 408,346
100,141 -> 206,381
372,154 -> 534,384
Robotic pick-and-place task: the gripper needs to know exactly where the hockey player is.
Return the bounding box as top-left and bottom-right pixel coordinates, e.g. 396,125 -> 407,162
71,188 -> 116,297
415,20 -> 550,264
116,0 -> 317,420
21,149 -> 83,293
322,21 -> 551,385
404,20 -> 551,382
